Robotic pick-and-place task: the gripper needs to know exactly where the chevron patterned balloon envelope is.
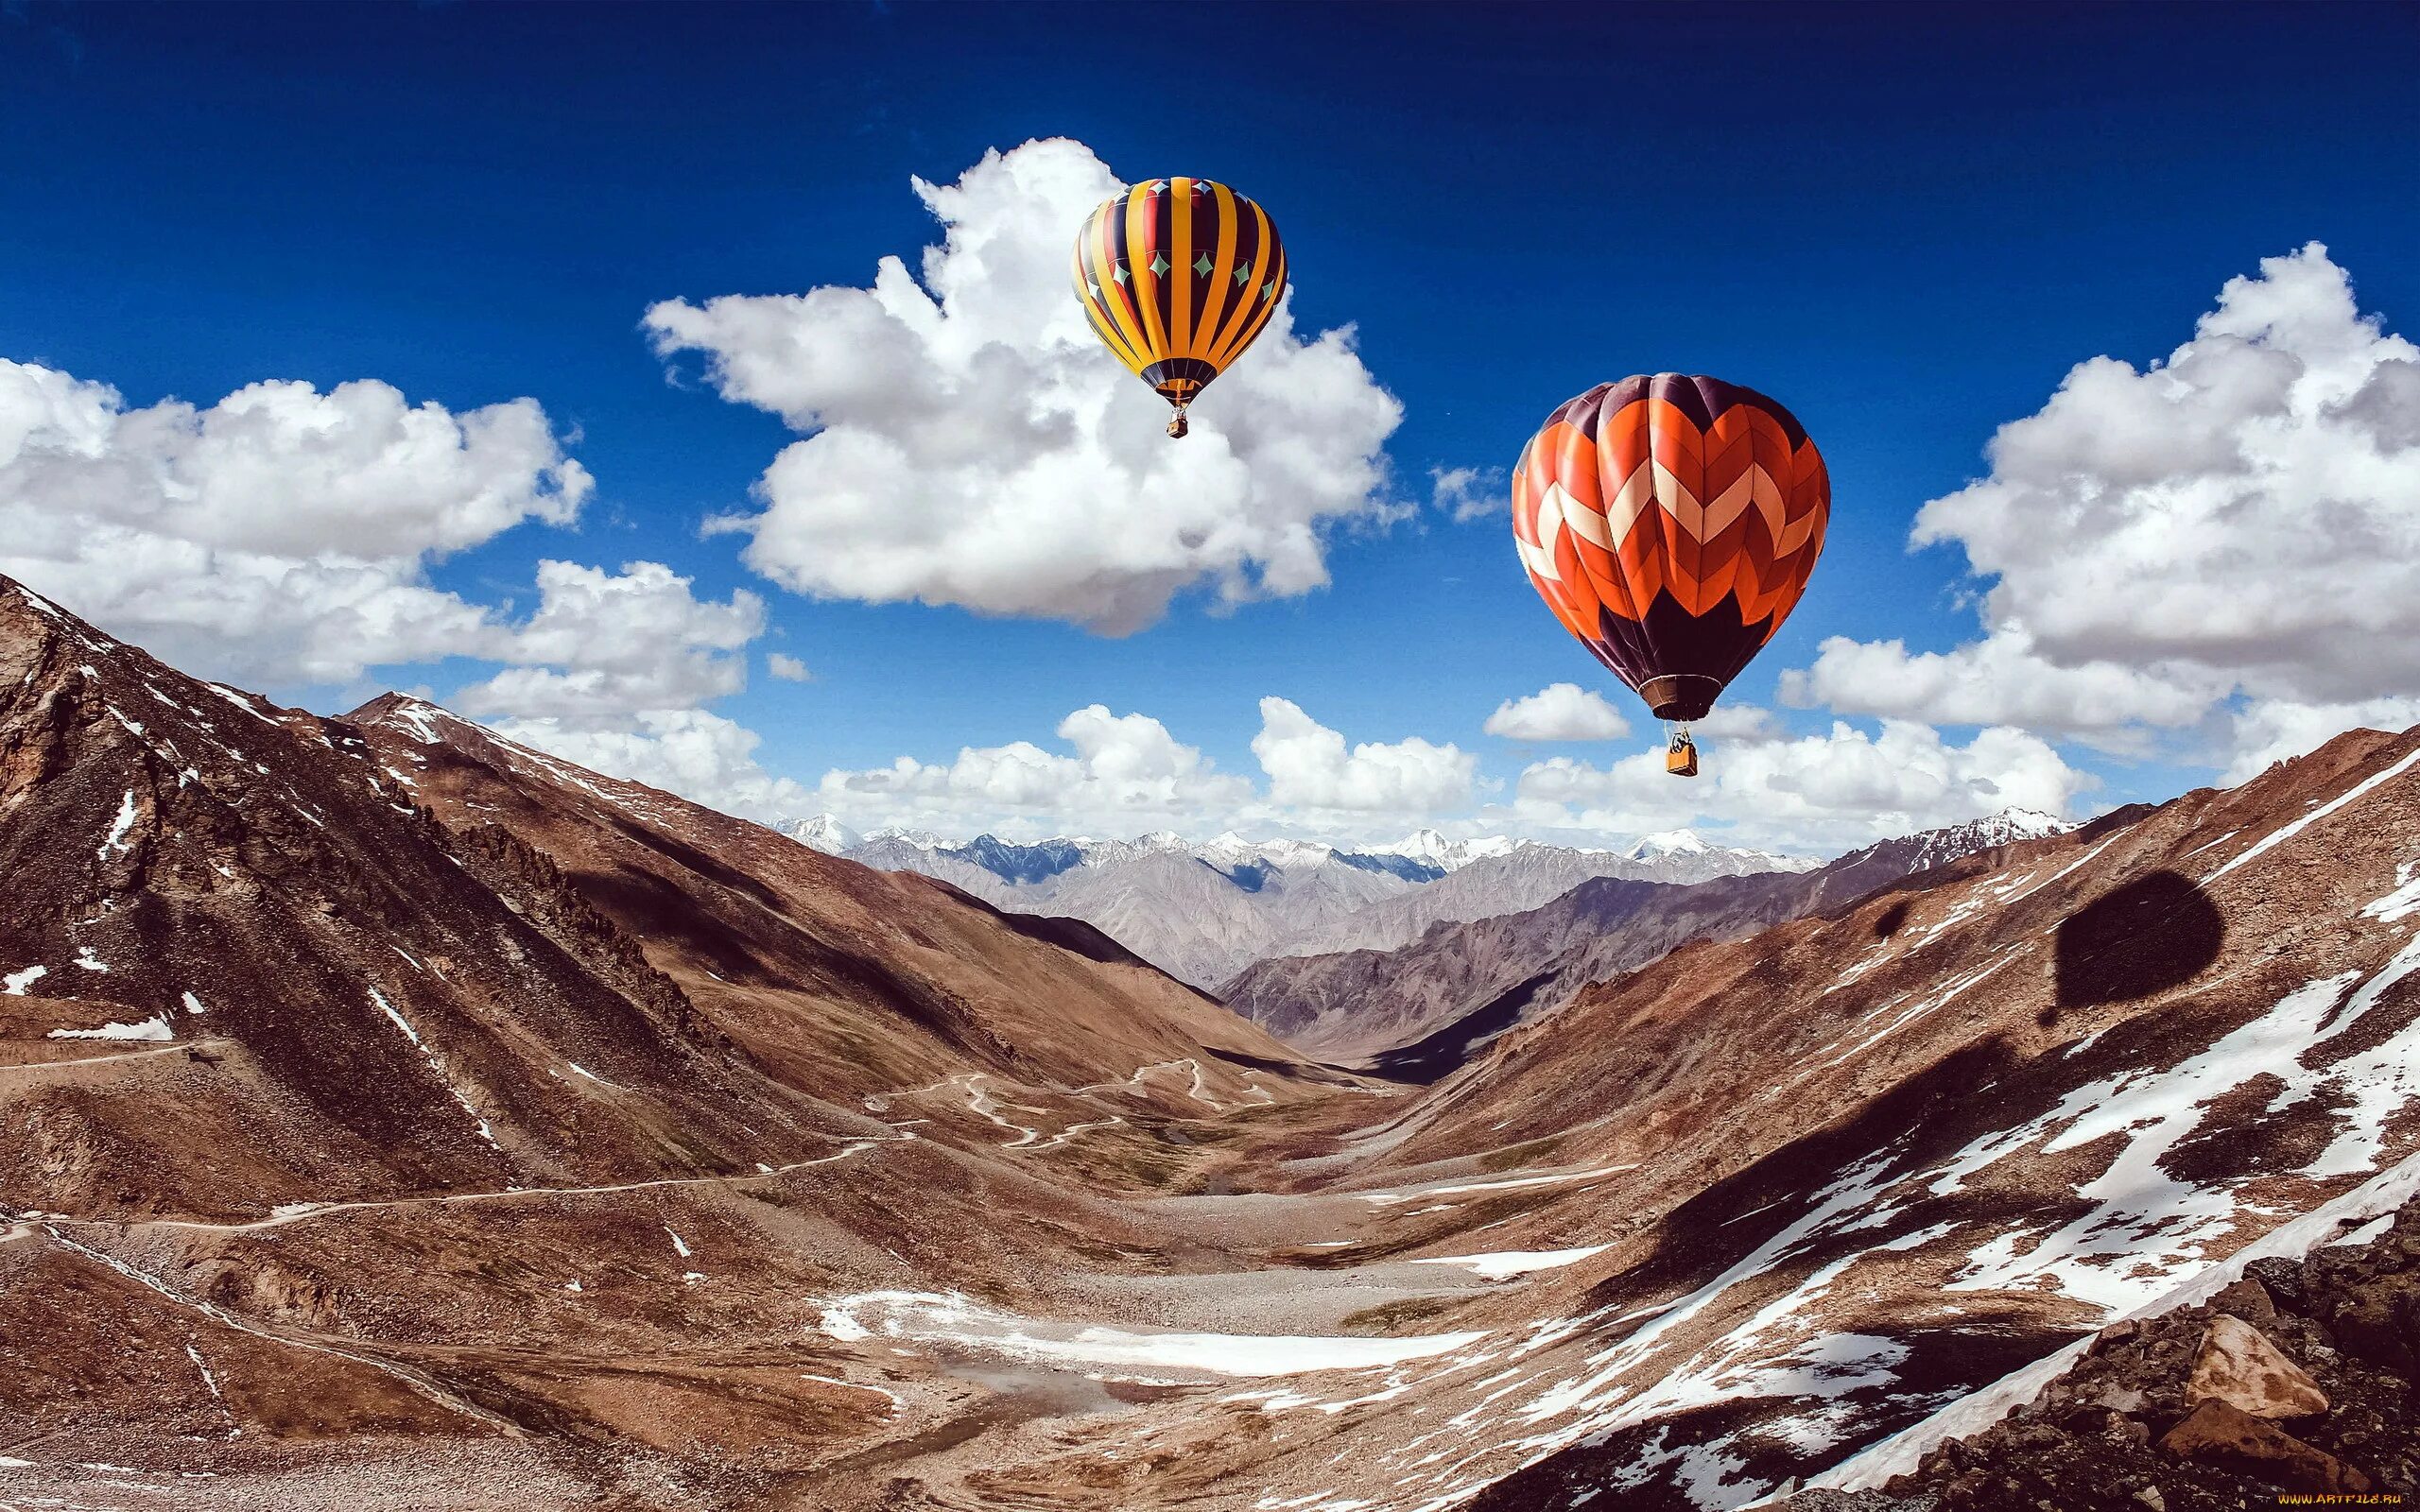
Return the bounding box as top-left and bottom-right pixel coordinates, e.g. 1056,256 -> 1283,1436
1071,177 -> 1288,435
1512,373 -> 1830,724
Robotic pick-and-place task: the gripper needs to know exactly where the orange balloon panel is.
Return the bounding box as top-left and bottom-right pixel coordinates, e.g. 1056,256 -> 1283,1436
1511,374 -> 1829,722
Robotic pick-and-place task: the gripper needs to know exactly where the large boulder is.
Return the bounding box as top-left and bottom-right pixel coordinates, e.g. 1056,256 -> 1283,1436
2185,1314 -> 2329,1419
2157,1399 -> 2371,1494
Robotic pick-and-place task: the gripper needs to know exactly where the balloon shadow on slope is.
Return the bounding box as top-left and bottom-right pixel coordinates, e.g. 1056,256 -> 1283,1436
2049,868 -> 2225,1022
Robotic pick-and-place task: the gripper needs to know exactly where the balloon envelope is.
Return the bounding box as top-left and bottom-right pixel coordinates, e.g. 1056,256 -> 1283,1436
1071,177 -> 1288,416
1512,374 -> 1829,722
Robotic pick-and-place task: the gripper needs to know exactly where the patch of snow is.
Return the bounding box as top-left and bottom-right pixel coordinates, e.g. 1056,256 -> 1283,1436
368,988 -> 422,1047
48,1015 -> 173,1042
797,1371 -> 901,1412
369,988 -> 505,1155
72,944 -> 110,972
1627,828 -> 1710,859
816,1291 -> 1486,1383
95,788 -> 137,861
2208,744 -> 2420,883
2364,860 -> 2420,925
201,682 -> 281,725
1811,1141 -> 2420,1498
1408,1245 -> 1612,1281
3,965 -> 47,995
185,1342 -> 222,1400
181,991 -> 207,1016
2334,1212 -> 2393,1246
1933,955 -> 2420,1307
666,1226 -> 692,1259
1996,831 -> 2125,910
1357,1161 -> 1638,1206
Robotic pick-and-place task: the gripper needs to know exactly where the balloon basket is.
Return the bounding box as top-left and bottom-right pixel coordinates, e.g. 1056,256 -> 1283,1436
1666,730 -> 1699,778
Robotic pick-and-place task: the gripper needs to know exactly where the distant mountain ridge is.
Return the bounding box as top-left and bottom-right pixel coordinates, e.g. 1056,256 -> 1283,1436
1221,806 -> 2076,1071
786,816 -> 1811,988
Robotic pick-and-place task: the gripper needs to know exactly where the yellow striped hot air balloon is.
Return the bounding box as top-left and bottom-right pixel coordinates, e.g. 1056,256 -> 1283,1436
1071,176 -> 1288,438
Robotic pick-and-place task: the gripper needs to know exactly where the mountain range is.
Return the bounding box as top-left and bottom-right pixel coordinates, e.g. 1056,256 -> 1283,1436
1222,807 -> 2074,1074
8,571 -> 2420,1512
788,816 -> 1812,988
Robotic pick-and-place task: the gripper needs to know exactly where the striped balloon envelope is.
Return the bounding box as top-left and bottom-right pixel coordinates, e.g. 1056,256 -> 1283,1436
1512,374 -> 1830,726
1071,177 -> 1288,437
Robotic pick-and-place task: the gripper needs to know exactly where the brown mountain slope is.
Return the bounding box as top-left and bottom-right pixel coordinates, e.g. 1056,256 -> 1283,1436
0,575 -> 1374,1504
1783,1185 -> 2419,1509
0,581 -> 829,1219
1244,725 -> 2420,1510
343,690 -> 1299,1106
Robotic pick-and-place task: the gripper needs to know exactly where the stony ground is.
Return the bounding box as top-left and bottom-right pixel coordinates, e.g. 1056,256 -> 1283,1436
1790,1196 -> 2419,1510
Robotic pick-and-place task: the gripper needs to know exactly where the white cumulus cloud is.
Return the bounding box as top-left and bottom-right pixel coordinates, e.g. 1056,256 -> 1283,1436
1510,714 -> 2096,855
1431,465 -> 1507,522
797,698 -> 1477,840
2220,695 -> 2420,783
810,704 -> 1254,837
1484,682 -> 1632,742
1790,244 -> 2420,769
454,559 -> 765,720
644,138 -> 1406,634
0,359 -> 592,687
0,355 -> 783,777
1252,696 -> 1477,816
767,652 -> 811,682
493,709 -> 815,824
1781,631 -> 2221,753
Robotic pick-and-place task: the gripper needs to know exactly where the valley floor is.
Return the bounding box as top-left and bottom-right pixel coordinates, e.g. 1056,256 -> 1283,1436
1,1060 -> 1608,1511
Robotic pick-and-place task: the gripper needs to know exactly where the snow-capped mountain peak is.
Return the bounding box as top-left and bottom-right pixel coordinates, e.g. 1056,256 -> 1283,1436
782,814 -> 862,855
861,825 -> 950,851
1984,806 -> 2072,841
1369,829 -> 1530,871
1623,827 -> 1710,860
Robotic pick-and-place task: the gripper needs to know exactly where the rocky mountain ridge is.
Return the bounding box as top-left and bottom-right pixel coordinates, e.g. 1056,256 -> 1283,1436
1222,806 -> 2078,1068
1784,1183 -> 2419,1509
796,815 -> 1809,988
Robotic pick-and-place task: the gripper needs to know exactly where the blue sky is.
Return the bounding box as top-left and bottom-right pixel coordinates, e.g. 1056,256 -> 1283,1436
4,3 -> 2417,852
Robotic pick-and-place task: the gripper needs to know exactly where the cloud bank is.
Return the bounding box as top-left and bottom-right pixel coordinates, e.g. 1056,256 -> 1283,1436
645,138 -> 1406,634
803,699 -> 1476,841
1510,714 -> 2095,855
1787,244 -> 2420,777
0,357 -> 772,782
1484,683 -> 1632,742
0,362 -> 590,685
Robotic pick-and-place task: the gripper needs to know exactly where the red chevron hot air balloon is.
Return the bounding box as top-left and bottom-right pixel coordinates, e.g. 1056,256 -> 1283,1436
1511,374 -> 1829,776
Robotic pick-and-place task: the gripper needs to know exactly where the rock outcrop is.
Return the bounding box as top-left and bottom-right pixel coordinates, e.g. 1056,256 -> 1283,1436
1789,1197 -> 2419,1509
